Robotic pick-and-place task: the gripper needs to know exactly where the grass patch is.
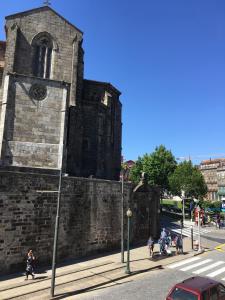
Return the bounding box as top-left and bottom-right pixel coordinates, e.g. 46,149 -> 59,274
162,199 -> 182,209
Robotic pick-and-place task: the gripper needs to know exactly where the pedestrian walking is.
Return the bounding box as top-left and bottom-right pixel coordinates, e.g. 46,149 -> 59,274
217,214 -> 221,229
160,228 -> 167,239
147,236 -> 154,257
25,249 -> 35,280
175,235 -> 183,255
167,231 -> 172,247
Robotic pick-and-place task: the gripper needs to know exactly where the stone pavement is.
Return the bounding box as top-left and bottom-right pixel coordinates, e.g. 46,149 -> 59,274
0,238 -> 202,300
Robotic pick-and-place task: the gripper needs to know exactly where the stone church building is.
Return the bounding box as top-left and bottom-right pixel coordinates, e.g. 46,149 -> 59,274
0,6 -> 160,276
0,6 -> 122,180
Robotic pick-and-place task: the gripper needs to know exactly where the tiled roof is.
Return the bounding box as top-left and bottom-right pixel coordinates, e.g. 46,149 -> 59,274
200,158 -> 225,165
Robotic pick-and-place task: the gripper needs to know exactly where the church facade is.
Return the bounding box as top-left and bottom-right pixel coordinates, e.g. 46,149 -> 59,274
0,6 -> 122,180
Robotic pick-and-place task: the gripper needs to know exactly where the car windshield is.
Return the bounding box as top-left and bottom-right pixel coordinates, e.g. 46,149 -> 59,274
170,287 -> 198,300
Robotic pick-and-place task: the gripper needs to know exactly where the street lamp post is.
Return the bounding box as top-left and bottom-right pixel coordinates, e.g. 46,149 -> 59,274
180,219 -> 183,254
121,169 -> 124,263
197,205 -> 202,253
125,208 -> 132,274
181,190 -> 185,224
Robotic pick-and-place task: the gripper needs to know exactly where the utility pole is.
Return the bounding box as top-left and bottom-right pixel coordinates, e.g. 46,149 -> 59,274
50,96 -> 68,297
50,167 -> 63,297
180,219 -> 183,254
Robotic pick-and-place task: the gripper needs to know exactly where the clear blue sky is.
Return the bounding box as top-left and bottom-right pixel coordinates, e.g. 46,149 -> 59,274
1,0 -> 225,164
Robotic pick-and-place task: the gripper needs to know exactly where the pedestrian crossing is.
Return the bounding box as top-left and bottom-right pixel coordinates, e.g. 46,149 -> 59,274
168,257 -> 225,281
169,225 -> 212,238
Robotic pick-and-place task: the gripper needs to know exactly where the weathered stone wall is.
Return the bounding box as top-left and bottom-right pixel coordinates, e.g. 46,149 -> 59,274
0,169 -> 160,275
4,7 -> 83,107
0,41 -> 5,67
132,184 -> 160,241
0,170 -> 129,274
80,80 -> 122,180
0,41 -> 5,99
0,74 -> 69,169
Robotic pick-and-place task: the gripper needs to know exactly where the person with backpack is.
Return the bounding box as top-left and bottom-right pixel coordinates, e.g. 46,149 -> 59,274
175,235 -> 183,255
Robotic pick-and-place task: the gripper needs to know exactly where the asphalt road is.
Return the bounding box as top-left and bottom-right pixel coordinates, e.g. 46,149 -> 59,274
75,266 -> 189,300
76,250 -> 225,300
73,217 -> 225,300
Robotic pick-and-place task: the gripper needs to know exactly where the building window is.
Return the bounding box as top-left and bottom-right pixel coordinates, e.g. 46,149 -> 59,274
32,33 -> 53,79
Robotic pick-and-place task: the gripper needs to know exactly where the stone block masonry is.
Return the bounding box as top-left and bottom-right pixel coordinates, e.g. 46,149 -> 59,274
0,74 -> 69,169
0,169 -> 160,275
0,169 -> 132,275
0,6 -> 122,180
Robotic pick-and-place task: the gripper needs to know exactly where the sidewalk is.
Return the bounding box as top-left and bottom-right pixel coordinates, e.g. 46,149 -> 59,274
184,220 -> 195,226
0,238 -> 201,300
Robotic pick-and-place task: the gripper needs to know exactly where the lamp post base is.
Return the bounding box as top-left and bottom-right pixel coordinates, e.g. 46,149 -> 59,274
198,247 -> 204,254
125,269 -> 131,274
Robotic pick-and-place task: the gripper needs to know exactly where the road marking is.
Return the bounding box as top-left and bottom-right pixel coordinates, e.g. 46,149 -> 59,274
206,266 -> 225,277
171,227 -> 212,238
180,259 -> 212,271
168,257 -> 201,269
193,261 -> 225,274
215,244 -> 225,253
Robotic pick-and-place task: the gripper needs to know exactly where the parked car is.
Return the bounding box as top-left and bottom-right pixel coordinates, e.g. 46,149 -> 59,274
166,276 -> 225,299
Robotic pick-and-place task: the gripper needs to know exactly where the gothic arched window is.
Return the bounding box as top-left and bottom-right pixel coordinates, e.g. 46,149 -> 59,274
32,33 -> 53,79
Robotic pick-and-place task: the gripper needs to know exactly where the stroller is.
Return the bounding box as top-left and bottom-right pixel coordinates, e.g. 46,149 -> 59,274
159,237 -> 172,255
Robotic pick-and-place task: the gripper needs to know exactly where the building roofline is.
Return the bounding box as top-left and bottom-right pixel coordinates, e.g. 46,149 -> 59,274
84,79 -> 121,95
5,6 -> 83,35
201,158 -> 225,165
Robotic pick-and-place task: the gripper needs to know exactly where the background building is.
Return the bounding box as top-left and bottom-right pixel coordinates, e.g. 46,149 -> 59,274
200,158 -> 225,201
217,165 -> 225,201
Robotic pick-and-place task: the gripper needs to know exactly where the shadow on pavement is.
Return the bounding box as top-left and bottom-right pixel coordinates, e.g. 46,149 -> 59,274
34,276 -> 48,280
149,251 -> 189,262
52,265 -> 164,300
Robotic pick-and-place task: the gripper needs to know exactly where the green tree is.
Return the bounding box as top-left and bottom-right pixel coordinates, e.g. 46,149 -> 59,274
129,145 -> 177,194
169,160 -> 207,199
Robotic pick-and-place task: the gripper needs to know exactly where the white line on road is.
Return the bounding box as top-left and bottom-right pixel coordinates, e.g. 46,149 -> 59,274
206,266 -> 225,277
171,228 -> 211,238
180,259 -> 212,271
193,261 -> 225,274
168,257 -> 201,269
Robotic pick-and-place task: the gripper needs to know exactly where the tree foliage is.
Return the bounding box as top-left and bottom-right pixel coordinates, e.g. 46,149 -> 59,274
169,160 -> 207,199
129,145 -> 177,193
